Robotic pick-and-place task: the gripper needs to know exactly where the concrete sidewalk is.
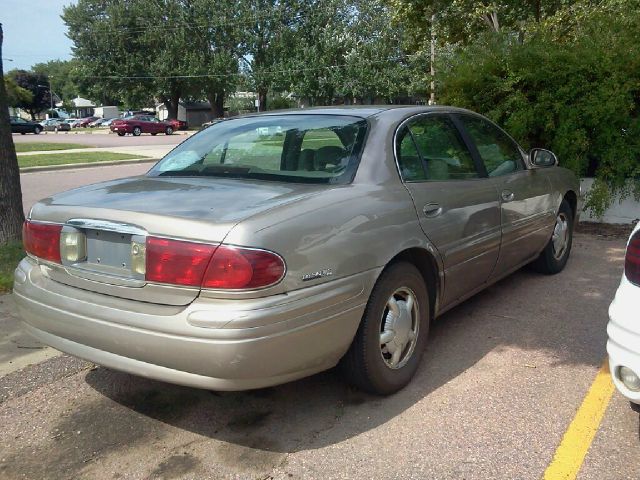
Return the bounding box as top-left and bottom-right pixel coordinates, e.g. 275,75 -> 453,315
17,144 -> 176,159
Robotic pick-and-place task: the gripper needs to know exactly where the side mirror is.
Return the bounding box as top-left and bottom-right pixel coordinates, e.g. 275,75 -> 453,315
529,148 -> 558,168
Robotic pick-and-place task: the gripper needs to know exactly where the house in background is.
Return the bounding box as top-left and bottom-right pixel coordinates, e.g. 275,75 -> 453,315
156,101 -> 216,127
69,97 -> 95,118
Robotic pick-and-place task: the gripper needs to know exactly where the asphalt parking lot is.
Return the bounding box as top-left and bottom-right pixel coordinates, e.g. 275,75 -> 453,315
0,232 -> 637,480
13,130 -> 187,148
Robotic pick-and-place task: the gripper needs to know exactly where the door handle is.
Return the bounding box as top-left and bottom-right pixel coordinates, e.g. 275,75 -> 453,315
422,203 -> 443,218
501,190 -> 515,202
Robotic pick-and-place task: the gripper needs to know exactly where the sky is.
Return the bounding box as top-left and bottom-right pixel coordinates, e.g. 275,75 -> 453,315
2,0 -> 76,71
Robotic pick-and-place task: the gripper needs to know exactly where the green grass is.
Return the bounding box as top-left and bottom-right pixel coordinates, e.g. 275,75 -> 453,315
0,242 -> 24,293
15,142 -> 92,153
18,152 -> 150,168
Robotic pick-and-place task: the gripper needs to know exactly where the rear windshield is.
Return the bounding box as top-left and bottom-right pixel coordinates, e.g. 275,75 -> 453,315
148,114 -> 368,184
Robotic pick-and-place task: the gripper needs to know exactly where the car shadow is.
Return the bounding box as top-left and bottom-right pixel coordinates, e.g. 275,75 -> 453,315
82,234 -> 624,457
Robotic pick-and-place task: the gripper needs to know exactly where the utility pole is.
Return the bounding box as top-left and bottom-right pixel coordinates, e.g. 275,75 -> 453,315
429,14 -> 436,105
49,76 -> 54,113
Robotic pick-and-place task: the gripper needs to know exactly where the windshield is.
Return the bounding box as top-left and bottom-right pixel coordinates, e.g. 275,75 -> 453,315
148,114 -> 368,184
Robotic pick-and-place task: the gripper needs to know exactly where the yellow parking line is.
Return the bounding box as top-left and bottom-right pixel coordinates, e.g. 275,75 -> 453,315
542,358 -> 615,480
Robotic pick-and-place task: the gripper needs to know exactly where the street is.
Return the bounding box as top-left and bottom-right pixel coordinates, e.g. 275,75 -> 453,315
12,130 -> 187,148
1,161 -> 639,479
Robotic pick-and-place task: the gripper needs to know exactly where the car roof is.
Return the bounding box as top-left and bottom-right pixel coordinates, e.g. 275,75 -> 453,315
243,105 -> 480,119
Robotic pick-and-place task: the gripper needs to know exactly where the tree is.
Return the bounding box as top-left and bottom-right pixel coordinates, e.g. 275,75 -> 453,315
0,23 -> 25,244
4,75 -> 33,107
32,59 -> 82,104
6,69 -> 51,119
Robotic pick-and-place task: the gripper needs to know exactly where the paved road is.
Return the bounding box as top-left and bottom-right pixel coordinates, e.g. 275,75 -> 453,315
0,233 -> 638,479
13,130 -> 189,148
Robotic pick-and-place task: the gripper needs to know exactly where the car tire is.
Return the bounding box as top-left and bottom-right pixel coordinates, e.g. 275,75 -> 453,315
165,127 -> 174,135
151,133 -> 157,136
531,199 -> 574,274
117,131 -> 126,137
34,126 -> 41,134
341,261 -> 429,395
132,127 -> 142,136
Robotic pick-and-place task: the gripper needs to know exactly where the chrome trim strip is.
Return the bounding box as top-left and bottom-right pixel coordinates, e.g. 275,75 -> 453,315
66,218 -> 148,236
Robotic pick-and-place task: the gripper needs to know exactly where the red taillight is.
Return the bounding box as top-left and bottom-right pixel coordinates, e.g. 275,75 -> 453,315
625,231 -> 640,286
145,237 -> 285,289
23,221 -> 62,263
203,245 -> 285,289
145,237 -> 216,287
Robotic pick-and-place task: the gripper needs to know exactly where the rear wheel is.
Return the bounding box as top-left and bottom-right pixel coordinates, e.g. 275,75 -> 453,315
531,199 -> 574,274
34,126 -> 41,134
165,126 -> 174,135
341,262 -> 429,395
132,127 -> 142,136
117,131 -> 125,137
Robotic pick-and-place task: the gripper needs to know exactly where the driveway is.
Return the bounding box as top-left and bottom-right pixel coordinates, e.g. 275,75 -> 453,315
0,233 -> 637,480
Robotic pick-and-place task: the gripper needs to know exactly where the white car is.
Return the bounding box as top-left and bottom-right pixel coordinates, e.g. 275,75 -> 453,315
607,222 -> 640,405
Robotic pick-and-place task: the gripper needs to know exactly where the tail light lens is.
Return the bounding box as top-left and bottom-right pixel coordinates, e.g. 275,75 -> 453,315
625,230 -> 640,286
202,245 -> 285,289
23,221 -> 62,263
146,237 -> 216,287
145,237 -> 285,289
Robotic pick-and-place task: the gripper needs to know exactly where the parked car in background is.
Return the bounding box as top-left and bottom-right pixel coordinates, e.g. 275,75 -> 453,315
75,116 -> 98,128
165,118 -> 188,131
41,118 -> 71,132
102,118 -> 117,127
89,118 -> 109,128
199,118 -> 226,130
10,117 -> 42,134
14,106 -> 579,395
607,222 -> 640,407
110,115 -> 174,136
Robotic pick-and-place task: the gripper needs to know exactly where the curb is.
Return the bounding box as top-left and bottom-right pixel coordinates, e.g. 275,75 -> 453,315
20,158 -> 159,174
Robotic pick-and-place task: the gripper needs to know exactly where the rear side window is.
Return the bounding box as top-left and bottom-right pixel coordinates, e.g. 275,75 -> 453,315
458,115 -> 523,177
396,115 -> 479,182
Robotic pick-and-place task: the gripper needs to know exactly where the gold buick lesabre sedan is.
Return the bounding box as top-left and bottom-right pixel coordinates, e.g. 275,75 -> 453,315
14,106 -> 579,395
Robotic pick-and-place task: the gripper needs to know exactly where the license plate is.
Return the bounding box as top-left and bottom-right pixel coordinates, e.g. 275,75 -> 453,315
85,229 -> 132,270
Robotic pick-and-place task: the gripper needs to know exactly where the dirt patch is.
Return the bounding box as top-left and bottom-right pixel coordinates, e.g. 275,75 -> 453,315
576,221 -> 635,239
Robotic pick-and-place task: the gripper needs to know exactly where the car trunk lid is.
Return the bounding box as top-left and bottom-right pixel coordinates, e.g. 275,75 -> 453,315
29,175 -> 324,305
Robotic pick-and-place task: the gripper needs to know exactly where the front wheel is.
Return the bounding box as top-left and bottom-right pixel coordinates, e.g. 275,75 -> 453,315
531,199 -> 574,274
341,262 -> 429,395
117,131 -> 125,137
132,127 -> 142,136
165,126 -> 174,135
34,126 -> 41,134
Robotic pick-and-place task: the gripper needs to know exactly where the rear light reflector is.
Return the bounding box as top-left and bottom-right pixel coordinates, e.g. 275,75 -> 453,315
145,237 -> 216,287
203,245 -> 285,289
625,231 -> 640,286
23,221 -> 62,263
60,229 -> 86,263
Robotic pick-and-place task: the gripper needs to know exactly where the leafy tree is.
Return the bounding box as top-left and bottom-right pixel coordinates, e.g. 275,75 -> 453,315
4,75 -> 32,107
0,24 -> 24,244
32,60 -> 81,104
438,1 -> 640,215
6,69 -> 51,119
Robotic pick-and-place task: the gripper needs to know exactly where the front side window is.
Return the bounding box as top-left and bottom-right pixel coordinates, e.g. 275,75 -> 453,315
458,115 -> 523,177
149,115 -> 368,184
396,115 -> 479,182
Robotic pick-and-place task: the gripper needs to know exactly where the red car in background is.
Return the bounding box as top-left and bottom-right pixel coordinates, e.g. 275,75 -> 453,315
75,116 -> 98,128
165,118 -> 188,130
110,115 -> 174,136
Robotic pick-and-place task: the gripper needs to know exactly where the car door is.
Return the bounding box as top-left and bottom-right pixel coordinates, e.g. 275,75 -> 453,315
11,117 -> 27,133
455,114 -> 556,277
396,113 -> 501,308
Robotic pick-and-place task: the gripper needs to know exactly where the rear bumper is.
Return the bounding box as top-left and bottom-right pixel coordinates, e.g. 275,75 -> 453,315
606,277 -> 640,403
14,258 -> 376,390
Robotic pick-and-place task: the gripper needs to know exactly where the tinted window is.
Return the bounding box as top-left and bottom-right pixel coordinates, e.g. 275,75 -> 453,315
397,115 -> 478,181
149,115 -> 367,184
396,126 -> 426,181
459,115 -> 523,177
